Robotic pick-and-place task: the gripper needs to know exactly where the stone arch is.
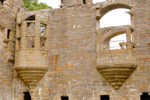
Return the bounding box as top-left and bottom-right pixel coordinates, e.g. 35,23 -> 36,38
103,31 -> 126,50
96,0 -> 137,20
100,3 -> 131,18
103,31 -> 125,43
101,26 -> 127,42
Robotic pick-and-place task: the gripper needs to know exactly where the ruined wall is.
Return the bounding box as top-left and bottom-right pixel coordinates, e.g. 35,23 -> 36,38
48,5 -> 97,100
14,0 -> 150,100
0,26 -> 14,100
0,0 -> 24,99
1,0 -> 150,100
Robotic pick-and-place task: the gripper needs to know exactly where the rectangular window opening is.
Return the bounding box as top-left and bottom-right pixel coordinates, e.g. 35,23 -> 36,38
0,0 -> 4,5
40,37 -> 46,48
61,96 -> 69,100
83,0 -> 86,4
141,92 -> 150,100
17,38 -> 21,49
40,24 -> 46,36
27,22 -> 35,36
27,36 -> 34,48
101,95 -> 109,100
24,91 -> 31,100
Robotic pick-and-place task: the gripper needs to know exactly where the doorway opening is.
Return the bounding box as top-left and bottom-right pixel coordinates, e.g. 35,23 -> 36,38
61,96 -> 69,100
141,92 -> 150,100
100,95 -> 109,100
24,92 -> 31,100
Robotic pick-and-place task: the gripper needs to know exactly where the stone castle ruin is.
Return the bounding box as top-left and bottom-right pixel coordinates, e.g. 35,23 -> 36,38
0,0 -> 150,100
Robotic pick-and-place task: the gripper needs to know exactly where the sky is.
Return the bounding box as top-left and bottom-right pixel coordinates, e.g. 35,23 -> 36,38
38,0 -> 130,49
39,0 -> 108,8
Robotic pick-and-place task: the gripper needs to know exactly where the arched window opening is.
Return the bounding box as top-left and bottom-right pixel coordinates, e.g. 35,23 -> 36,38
100,9 -> 131,28
93,0 -> 107,3
109,34 -> 126,50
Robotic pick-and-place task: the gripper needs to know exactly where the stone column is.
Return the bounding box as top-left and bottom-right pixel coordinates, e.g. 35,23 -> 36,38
34,16 -> 40,49
16,25 -> 20,50
21,22 -> 27,49
126,26 -> 131,43
45,24 -> 49,49
96,29 -> 102,57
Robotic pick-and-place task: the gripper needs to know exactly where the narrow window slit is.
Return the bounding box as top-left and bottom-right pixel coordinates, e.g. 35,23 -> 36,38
7,29 -> 11,39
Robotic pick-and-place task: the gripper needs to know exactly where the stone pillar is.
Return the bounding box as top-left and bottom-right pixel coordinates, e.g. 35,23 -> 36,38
45,25 -> 49,49
96,29 -> 102,57
21,22 -> 27,49
16,25 -> 20,50
34,16 -> 40,49
126,26 -> 131,43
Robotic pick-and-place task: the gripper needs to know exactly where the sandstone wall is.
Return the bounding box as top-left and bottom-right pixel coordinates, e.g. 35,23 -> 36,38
3,0 -> 150,100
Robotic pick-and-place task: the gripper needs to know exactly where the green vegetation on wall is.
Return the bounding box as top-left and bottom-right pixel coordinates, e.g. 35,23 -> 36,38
24,0 -> 51,10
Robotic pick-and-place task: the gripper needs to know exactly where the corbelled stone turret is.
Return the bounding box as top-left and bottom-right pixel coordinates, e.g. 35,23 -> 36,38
15,13 -> 49,89
96,26 -> 137,90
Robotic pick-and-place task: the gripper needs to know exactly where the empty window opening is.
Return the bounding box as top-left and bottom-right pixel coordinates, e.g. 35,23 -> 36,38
24,92 -> 31,100
109,34 -> 126,50
27,22 -> 35,48
40,24 -> 46,36
141,92 -> 150,100
83,0 -> 86,4
17,38 -> 21,49
101,95 -> 109,100
27,36 -> 34,48
40,37 -> 46,48
100,9 -> 131,28
0,0 -> 4,5
27,22 -> 35,35
7,29 -> 11,39
61,96 -> 69,100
